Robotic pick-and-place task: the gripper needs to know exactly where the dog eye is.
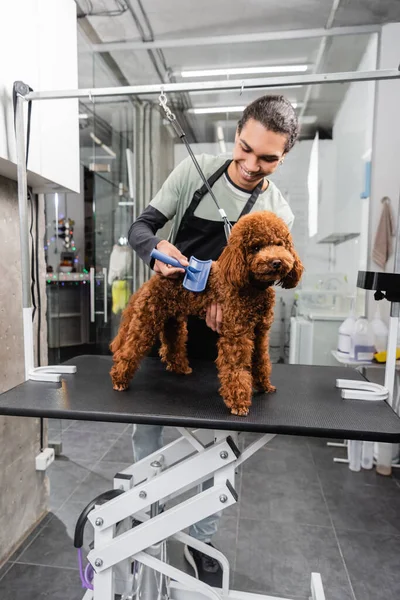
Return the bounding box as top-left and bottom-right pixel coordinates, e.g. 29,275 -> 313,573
276,241 -> 283,246
251,245 -> 261,253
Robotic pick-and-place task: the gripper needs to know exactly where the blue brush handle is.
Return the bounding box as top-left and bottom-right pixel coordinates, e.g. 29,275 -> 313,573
151,248 -> 186,270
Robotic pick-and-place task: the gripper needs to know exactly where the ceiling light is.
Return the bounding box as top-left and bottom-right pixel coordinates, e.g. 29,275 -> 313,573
181,65 -> 308,78
188,106 -> 245,115
188,102 -> 298,115
299,116 -> 317,124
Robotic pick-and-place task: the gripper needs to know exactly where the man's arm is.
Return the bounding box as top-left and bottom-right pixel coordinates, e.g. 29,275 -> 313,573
128,157 -> 192,274
128,205 -> 168,266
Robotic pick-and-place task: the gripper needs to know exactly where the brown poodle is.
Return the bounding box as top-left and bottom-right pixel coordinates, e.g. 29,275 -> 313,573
110,211 -> 304,416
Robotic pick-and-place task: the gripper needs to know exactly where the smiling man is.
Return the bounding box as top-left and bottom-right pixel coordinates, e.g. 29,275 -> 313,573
126,94 -> 299,585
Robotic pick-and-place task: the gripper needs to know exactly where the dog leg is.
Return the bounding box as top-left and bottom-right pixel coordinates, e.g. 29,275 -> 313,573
110,313 -> 158,391
216,336 -> 253,416
252,321 -> 276,394
159,316 -> 192,375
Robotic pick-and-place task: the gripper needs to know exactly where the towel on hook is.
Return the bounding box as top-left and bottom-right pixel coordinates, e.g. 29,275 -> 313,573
372,197 -> 395,270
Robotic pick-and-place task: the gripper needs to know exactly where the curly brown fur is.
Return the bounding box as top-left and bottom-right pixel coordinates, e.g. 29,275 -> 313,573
110,211 -> 304,415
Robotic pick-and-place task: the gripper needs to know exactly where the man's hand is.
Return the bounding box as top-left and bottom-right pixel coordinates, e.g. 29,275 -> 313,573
206,302 -> 223,334
153,240 -> 189,278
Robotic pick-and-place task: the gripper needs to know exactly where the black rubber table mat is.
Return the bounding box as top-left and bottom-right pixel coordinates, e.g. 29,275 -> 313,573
0,355 -> 399,442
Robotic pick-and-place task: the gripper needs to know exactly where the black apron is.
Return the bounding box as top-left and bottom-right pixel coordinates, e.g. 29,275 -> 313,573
172,159 -> 263,361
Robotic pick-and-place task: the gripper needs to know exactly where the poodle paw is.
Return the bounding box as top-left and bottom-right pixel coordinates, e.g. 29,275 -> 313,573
230,406 -> 249,417
254,382 -> 276,394
166,364 -> 192,375
112,383 -> 129,391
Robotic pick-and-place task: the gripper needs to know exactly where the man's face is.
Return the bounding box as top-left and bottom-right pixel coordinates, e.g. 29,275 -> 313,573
231,118 -> 288,190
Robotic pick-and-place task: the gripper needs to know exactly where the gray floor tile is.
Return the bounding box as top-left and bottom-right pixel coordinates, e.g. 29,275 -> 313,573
59,429 -> 121,464
0,563 -> 82,600
257,434 -> 313,458
101,434 -> 136,463
68,419 -> 129,435
0,562 -> 14,582
240,472 -> 331,527
242,445 -> 319,489
337,530 -> 400,600
323,480 -> 400,536
235,518 -> 354,600
47,457 -> 94,504
16,510 -> 81,569
68,470 -> 121,503
88,460 -> 133,481
6,513 -> 54,563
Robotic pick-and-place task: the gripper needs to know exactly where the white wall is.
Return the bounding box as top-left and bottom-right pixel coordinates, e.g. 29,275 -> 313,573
367,24 -> 400,321
0,0 -> 79,192
331,35 -> 377,289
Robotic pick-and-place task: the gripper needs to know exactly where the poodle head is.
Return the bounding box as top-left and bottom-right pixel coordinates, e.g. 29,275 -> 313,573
218,211 -> 304,289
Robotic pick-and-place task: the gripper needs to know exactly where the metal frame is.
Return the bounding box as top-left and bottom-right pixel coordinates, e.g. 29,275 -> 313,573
13,65 -> 400,383
80,428 -> 327,600
23,69 -> 400,100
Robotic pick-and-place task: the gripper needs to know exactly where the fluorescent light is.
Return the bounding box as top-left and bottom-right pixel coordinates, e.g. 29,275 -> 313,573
299,116 -> 317,124
188,106 -> 245,115
188,102 -> 298,115
189,85 -> 303,95
181,65 -> 308,78
216,125 -> 226,153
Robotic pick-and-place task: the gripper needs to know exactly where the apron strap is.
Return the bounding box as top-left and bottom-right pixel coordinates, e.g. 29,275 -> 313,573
186,159 -> 232,218
238,179 -> 264,218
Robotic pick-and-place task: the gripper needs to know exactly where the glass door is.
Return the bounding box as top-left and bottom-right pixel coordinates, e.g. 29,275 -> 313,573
85,98 -> 135,353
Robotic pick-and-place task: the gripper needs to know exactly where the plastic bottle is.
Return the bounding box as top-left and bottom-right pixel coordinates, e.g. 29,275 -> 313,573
351,317 -> 375,361
348,440 -> 362,471
370,305 -> 388,352
361,441 -> 374,470
337,299 -> 356,356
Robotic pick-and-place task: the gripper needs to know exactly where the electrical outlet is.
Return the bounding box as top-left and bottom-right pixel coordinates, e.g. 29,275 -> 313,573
35,448 -> 55,471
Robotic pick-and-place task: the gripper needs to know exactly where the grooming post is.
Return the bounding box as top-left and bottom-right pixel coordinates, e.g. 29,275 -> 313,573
15,86 -> 35,380
14,82 -> 77,382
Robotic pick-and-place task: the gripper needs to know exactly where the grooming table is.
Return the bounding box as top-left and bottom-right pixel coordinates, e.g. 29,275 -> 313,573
1,355 -> 400,600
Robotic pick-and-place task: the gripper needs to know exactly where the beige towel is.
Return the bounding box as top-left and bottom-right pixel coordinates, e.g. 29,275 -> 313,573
372,197 -> 395,270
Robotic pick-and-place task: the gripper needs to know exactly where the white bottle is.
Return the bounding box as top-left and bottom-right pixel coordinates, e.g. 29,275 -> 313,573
337,299 -> 356,356
348,440 -> 362,472
351,317 -> 375,361
370,306 -> 388,352
361,441 -> 374,470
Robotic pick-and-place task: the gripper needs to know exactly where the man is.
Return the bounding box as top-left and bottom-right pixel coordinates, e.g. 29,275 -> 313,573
128,95 -> 299,585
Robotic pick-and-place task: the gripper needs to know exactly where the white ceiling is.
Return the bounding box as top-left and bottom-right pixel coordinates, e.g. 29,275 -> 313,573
76,0 -> 400,143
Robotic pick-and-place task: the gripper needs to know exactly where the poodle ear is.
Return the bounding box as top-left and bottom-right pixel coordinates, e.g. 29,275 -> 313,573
280,248 -> 304,289
218,242 -> 248,287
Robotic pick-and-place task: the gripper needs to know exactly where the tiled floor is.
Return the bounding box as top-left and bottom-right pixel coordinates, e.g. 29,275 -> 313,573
1,421 -> 400,600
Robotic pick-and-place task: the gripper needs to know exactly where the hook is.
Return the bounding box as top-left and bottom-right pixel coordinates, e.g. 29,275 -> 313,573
88,90 -> 94,104
240,81 -> 244,96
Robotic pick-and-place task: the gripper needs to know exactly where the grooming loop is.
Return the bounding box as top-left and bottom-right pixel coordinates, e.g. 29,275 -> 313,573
75,428 -> 327,600
336,378 -> 389,401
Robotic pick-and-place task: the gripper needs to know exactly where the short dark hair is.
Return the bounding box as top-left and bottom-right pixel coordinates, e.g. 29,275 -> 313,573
237,95 -> 299,153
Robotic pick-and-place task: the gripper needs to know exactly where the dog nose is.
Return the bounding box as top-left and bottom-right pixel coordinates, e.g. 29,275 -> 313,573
272,260 -> 282,271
